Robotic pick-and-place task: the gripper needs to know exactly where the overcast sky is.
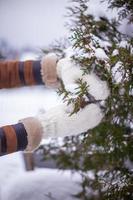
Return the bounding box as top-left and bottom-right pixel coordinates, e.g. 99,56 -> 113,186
0,0 -> 68,50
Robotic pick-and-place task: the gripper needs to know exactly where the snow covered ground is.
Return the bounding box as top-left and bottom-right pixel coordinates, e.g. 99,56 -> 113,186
1,168 -> 82,200
0,151 -> 83,200
0,86 -> 61,126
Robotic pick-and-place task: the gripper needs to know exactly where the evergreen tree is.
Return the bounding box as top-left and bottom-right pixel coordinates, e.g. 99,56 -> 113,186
107,0 -> 133,22
38,0 -> 133,199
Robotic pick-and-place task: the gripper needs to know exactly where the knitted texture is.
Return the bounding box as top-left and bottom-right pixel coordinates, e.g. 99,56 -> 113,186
37,57 -> 109,139
37,103 -> 103,139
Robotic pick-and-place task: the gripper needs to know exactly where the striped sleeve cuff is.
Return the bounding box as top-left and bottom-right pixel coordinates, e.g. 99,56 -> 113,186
0,54 -> 59,89
0,60 -> 43,88
18,60 -> 43,86
0,123 -> 28,156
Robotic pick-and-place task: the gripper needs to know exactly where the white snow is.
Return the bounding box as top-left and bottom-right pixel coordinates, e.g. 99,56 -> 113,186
0,86 -> 61,126
94,48 -> 108,60
0,152 -> 25,198
0,155 -> 96,200
111,61 -> 124,83
20,52 -> 39,61
86,0 -> 118,21
112,49 -> 119,56
1,168 -> 82,200
86,0 -> 133,37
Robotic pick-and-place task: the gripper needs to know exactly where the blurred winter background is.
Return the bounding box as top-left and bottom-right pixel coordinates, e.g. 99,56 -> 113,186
0,0 -> 69,58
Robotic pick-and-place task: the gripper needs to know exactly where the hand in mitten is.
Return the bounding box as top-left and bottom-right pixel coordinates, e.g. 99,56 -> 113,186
56,57 -> 109,100
35,56 -> 110,141
31,56 -> 109,149
0,54 -> 109,155
0,104 -> 103,154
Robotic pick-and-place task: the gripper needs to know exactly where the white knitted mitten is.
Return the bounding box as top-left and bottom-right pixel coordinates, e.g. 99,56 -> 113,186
21,55 -> 110,151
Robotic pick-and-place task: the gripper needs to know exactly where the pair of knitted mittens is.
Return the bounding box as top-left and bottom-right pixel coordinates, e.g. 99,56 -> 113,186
0,54 -> 109,155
